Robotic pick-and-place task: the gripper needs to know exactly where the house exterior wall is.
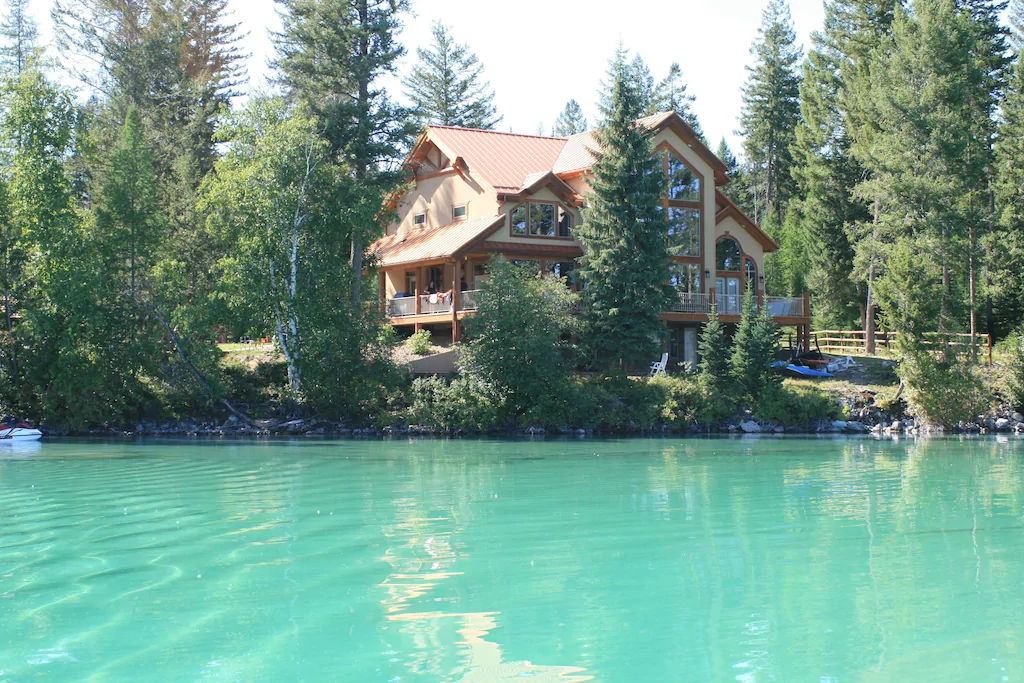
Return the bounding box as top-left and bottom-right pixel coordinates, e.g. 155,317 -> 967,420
390,171 -> 497,236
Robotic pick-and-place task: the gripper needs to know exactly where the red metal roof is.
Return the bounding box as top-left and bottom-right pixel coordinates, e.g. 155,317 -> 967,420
427,126 -> 567,192
370,215 -> 505,267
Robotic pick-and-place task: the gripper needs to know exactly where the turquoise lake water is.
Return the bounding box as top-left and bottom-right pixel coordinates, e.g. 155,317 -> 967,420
2,436 -> 1024,682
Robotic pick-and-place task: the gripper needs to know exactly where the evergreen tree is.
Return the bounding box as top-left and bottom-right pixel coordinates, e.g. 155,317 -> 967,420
739,0 -> 802,225
730,286 -> 781,402
651,62 -> 704,139
273,0 -> 415,307
0,0 -> 39,76
697,307 -> 731,392
717,138 -> 740,180
576,48 -> 674,367
631,54 -> 656,114
402,20 -> 501,129
552,99 -> 587,136
1010,0 -> 1024,51
995,26 -> 1024,334
95,107 -> 162,307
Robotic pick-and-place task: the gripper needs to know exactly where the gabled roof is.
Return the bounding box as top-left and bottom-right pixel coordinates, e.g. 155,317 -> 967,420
371,215 -> 506,267
426,126 -> 566,193
715,189 -> 779,252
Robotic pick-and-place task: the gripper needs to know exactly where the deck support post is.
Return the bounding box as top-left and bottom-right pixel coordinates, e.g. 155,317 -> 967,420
451,259 -> 461,343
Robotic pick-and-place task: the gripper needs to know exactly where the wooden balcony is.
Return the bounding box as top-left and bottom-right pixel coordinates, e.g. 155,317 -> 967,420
387,290 -> 811,329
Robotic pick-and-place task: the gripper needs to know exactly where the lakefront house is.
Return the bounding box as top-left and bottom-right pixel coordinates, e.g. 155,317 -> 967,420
369,111 -> 811,371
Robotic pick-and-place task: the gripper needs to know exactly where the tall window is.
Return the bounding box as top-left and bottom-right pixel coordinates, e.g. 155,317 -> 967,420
716,237 -> 742,272
669,263 -> 702,293
656,148 -> 702,259
744,257 -> 757,288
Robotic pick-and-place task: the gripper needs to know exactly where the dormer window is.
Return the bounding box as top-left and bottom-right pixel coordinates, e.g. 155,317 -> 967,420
413,212 -> 426,227
453,204 -> 467,220
510,201 -> 574,238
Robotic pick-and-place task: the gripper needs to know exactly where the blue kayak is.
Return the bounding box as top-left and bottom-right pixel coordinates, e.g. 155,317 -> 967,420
783,364 -> 833,378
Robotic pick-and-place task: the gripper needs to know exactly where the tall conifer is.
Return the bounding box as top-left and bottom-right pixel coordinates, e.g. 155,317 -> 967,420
552,99 -> 587,136
739,0 -> 802,225
402,21 -> 501,129
576,48 -> 673,367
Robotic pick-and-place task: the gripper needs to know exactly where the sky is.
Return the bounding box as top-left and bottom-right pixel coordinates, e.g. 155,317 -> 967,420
26,0 -> 829,154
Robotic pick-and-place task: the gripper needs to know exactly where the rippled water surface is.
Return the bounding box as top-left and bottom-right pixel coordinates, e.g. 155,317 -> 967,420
2,437 -> 1024,681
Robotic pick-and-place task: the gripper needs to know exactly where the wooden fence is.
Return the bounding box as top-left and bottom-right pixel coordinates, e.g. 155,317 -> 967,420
810,329 -> 992,359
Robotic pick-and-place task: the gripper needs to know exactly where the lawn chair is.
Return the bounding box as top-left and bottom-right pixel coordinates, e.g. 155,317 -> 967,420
649,352 -> 669,377
826,355 -> 857,373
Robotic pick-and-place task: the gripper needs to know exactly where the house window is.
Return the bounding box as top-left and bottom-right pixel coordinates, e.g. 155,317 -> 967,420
413,212 -> 426,226
667,154 -> 700,202
557,207 -> 573,237
744,258 -> 757,288
511,205 -> 528,235
510,202 -> 572,238
667,207 -> 700,258
716,237 -> 742,272
529,203 -> 556,236
669,262 -> 702,293
453,204 -> 467,220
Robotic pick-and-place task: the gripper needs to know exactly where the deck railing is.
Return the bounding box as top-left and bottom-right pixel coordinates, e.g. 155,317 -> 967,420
717,294 -> 742,315
460,289 -> 481,311
763,296 -> 805,318
388,296 -> 416,318
421,295 -> 452,315
674,292 -> 711,313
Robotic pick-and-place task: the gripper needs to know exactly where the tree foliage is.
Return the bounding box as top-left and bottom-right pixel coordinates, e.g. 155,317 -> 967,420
552,99 -> 587,136
402,20 -> 501,129
577,48 -> 674,367
730,287 -> 781,403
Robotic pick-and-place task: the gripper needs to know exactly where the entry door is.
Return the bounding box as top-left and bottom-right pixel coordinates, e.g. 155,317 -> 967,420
716,277 -> 741,314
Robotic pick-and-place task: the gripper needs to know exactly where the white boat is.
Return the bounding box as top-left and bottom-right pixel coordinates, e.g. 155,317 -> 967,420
0,423 -> 42,441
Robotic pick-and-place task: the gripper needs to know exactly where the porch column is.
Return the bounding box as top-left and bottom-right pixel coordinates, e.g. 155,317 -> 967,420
415,265 -> 423,315
451,259 -> 461,343
378,271 -> 386,316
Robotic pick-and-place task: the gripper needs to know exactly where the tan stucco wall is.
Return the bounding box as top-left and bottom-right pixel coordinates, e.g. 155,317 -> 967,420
389,171 -> 498,236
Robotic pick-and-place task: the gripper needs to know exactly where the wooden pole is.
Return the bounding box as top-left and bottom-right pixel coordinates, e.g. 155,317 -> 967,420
451,259 -> 460,344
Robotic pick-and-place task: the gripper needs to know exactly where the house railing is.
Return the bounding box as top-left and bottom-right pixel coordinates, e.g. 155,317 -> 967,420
460,289 -> 481,311
674,292 -> 711,313
421,295 -> 452,315
388,296 -> 416,318
763,296 -> 804,318
717,294 -> 742,315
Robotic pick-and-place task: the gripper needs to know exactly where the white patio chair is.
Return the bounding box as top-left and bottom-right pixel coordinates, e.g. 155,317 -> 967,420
649,352 -> 669,377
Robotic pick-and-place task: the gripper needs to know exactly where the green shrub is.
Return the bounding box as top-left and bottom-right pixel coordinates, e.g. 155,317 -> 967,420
1008,329 -> 1024,411
898,342 -> 992,426
407,329 -> 433,356
406,375 -> 503,432
755,382 -> 842,424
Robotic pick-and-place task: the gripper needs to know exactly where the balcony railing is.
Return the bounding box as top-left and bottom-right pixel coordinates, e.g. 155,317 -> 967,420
673,292 -> 711,313
388,296 -> 416,318
763,296 -> 804,318
460,289 -> 481,311
717,294 -> 742,315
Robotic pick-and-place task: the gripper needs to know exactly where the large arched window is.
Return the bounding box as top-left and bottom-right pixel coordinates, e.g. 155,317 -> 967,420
744,257 -> 757,288
716,237 -> 742,272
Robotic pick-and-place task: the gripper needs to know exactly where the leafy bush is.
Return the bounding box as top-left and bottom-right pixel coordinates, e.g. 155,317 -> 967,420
755,382 -> 842,424
407,329 -> 433,356
406,375 -> 503,432
1005,328 -> 1024,411
897,341 -> 992,426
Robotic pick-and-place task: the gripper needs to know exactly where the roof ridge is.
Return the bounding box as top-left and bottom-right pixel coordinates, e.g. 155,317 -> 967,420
428,124 -> 568,142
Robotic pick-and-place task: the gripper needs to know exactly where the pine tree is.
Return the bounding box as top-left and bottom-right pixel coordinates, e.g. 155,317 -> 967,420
552,99 -> 587,136
790,1 -> 869,327
697,307 -> 731,392
651,63 -> 704,140
717,138 -> 740,181
1010,0 -> 1024,52
402,20 -> 501,129
576,48 -> 674,368
995,30 -> 1024,334
0,0 -> 39,76
273,0 -> 415,307
730,287 -> 781,402
631,54 -> 656,114
739,0 -> 802,226
95,107 -> 162,306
